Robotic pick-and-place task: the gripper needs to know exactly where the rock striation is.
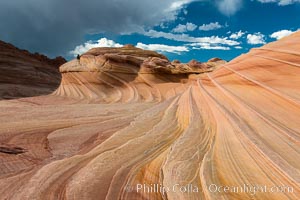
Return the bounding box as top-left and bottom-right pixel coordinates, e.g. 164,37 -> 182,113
57,45 -> 225,101
0,32 -> 299,200
60,45 -> 221,74
0,40 -> 66,99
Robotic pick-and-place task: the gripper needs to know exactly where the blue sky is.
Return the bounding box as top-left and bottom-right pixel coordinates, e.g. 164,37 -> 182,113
1,0 -> 299,62
70,0 -> 300,62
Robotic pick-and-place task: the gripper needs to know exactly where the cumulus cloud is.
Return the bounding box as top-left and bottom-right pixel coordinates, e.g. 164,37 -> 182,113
0,0 -> 196,57
247,33 -> 266,45
229,30 -> 245,39
256,0 -> 300,6
70,38 -> 123,56
136,43 -> 189,54
270,30 -> 295,40
199,22 -> 223,31
70,37 -> 189,56
215,0 -> 243,16
172,22 -> 197,33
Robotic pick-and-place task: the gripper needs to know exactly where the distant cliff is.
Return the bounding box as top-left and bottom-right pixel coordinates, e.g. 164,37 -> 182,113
0,40 -> 66,99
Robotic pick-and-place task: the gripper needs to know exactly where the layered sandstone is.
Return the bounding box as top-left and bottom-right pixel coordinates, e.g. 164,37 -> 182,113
0,32 -> 299,200
56,45 -> 224,102
0,40 -> 66,99
59,45 -> 221,74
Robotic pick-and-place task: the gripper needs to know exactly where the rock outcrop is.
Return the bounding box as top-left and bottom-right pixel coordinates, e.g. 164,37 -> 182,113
0,40 -> 66,99
140,57 -> 216,74
0,32 -> 299,200
56,45 -> 224,101
60,45 -> 220,74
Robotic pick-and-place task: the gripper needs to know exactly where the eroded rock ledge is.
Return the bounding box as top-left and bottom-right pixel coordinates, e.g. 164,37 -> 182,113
60,45 -> 226,74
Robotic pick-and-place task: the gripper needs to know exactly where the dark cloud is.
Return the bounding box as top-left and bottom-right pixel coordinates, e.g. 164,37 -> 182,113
0,0 -> 192,57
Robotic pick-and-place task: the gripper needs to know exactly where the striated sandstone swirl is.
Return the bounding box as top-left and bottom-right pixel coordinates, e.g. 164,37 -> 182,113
0,33 -> 299,200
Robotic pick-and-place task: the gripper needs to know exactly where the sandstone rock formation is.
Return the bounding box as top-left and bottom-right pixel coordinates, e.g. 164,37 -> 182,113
0,32 -> 299,200
60,45 -> 219,75
0,40 -> 66,99
56,45 -> 223,102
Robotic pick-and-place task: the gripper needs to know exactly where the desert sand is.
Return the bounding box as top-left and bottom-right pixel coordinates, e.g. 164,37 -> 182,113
0,32 -> 299,200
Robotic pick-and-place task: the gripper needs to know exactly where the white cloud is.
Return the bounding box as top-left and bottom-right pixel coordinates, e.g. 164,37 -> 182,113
183,9 -> 188,15
229,30 -> 245,39
70,38 -> 190,56
194,46 -> 230,50
199,22 -> 223,31
160,22 -> 169,29
172,24 -> 186,33
186,23 -> 198,31
216,0 -> 243,16
190,43 -> 230,50
247,33 -> 266,45
70,38 -> 122,56
172,22 -> 197,33
167,0 -> 194,11
202,46 -> 230,50
136,43 -> 188,54
142,29 -> 240,46
256,0 -> 300,6
270,30 -> 295,40
235,46 -> 243,49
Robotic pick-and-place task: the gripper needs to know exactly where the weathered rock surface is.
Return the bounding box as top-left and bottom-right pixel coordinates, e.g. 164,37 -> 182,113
60,45 -> 221,75
60,45 -> 166,73
0,40 -> 66,99
0,32 -> 299,200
